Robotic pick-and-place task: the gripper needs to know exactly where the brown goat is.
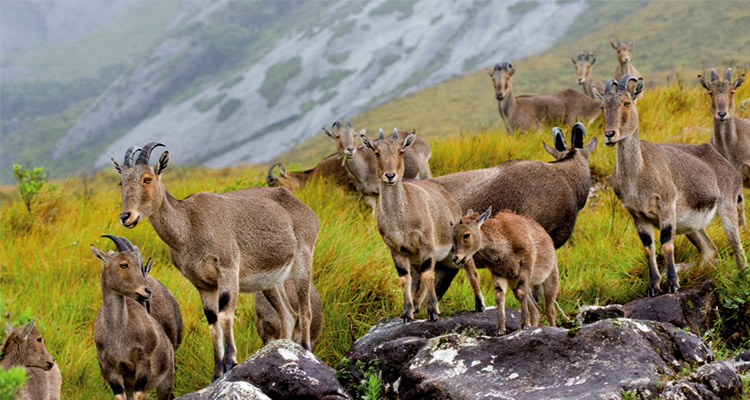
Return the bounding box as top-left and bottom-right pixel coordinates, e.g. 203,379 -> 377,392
698,68 -> 750,193
595,75 -> 745,296
362,128 -> 486,322
610,40 -> 642,81
0,319 -> 61,400
451,208 -> 558,335
92,235 -> 176,400
432,123 -> 596,298
324,120 -> 432,210
112,143 -> 320,381
571,52 -> 605,99
254,278 -> 323,350
487,61 -> 600,132
267,154 -> 350,190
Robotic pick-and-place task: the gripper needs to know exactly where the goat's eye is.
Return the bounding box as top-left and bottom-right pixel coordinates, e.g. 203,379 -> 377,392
374,152 -> 381,158
463,233 -> 470,239
120,263 -> 128,269
708,91 -> 713,96
624,102 -> 631,107
118,181 -> 122,187
143,177 -> 152,184
37,337 -> 42,343
399,150 -> 405,155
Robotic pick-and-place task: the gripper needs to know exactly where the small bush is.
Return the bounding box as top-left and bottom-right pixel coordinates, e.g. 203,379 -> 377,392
12,164 -> 58,215
0,367 -> 26,400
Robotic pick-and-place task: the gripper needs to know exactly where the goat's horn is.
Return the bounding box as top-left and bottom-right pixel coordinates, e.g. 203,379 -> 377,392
333,121 -> 340,129
267,163 -> 280,185
501,61 -> 511,71
572,122 -> 586,148
393,127 -> 398,139
124,146 -> 142,167
378,128 -> 384,140
552,127 -> 567,151
710,68 -> 719,82
136,142 -> 165,165
724,68 -> 732,82
604,78 -> 616,94
617,74 -> 638,91
494,63 -> 501,71
101,235 -> 135,253
347,119 -> 352,127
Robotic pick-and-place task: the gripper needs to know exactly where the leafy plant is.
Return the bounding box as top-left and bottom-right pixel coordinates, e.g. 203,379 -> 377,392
12,164 -> 58,215
0,367 -> 27,400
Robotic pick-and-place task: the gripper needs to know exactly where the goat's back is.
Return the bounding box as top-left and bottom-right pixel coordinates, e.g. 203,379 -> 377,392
486,212 -> 556,280
312,153 -> 351,185
146,276 -> 183,351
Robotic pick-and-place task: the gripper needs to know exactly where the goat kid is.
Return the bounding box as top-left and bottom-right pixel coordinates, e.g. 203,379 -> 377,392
1,319 -> 61,400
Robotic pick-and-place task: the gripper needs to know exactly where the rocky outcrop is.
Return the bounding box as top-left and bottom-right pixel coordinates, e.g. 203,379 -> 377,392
575,304 -> 624,325
178,340 -> 349,400
623,280 -> 717,335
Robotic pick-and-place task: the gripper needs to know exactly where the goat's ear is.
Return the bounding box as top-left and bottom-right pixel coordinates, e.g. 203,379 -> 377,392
507,63 -> 515,76
477,207 -> 492,227
584,137 -> 598,155
357,129 -> 366,138
542,141 -> 563,160
20,318 -> 36,339
632,79 -> 644,101
735,74 -> 745,90
485,67 -> 493,77
592,87 -> 604,101
610,41 -> 617,49
111,158 -> 123,174
361,135 -> 376,151
402,133 -> 416,150
91,245 -> 108,263
590,55 -> 596,65
323,127 -> 336,139
571,58 -> 576,65
465,209 -> 474,217
4,322 -> 13,337
697,74 -> 710,90
156,151 -> 169,175
629,40 -> 635,48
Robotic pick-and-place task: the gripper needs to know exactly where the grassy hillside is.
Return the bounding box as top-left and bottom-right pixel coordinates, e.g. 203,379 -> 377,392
282,0 -> 750,165
2,83 -> 750,398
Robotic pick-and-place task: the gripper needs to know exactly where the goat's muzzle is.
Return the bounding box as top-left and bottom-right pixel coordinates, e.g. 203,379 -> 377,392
577,77 -> 584,83
604,130 -> 618,147
495,93 -> 504,101
345,148 -> 355,158
120,212 -> 140,228
384,172 -> 397,185
136,287 -> 152,302
717,111 -> 727,121
45,361 -> 54,371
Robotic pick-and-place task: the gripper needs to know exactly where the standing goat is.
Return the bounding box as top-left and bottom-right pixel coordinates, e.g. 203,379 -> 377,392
92,235 -> 177,400
594,75 -> 746,296
432,123 -> 596,297
610,40 -> 642,81
1,319 -> 61,400
571,52 -> 605,99
323,120 -> 432,209
362,128 -> 485,322
112,143 -> 320,381
451,207 -> 558,335
254,278 -> 323,350
266,154 -> 350,190
487,61 -> 600,132
698,67 -> 749,193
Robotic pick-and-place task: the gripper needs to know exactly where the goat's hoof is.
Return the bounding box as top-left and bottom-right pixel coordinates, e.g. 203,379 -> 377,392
402,316 -> 413,323
667,280 -> 679,294
496,328 -> 506,336
211,373 -> 222,383
520,323 -> 529,330
223,362 -> 237,373
647,284 -> 659,297
428,311 -> 440,321
475,299 -> 486,313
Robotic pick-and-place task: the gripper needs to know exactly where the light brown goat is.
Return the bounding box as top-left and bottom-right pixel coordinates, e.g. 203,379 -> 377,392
699,68 -> 750,193
266,154 -> 350,190
595,75 -> 746,296
324,120 -> 432,209
571,52 -> 605,99
92,235 -> 176,400
487,61 -> 600,132
112,143 -> 320,381
254,278 -> 323,350
0,319 -> 61,400
362,128 -> 485,322
610,40 -> 642,81
451,208 -> 558,335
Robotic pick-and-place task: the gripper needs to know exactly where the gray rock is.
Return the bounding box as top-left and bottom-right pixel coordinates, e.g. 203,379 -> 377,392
731,348 -> 750,374
178,339 -> 350,400
661,361 -> 742,400
575,304 -> 625,326
178,381 -> 271,400
623,280 -> 716,335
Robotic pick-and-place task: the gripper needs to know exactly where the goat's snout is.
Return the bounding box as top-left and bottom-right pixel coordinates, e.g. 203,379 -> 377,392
624,57 -> 630,63
495,92 -> 504,100
384,172 -> 396,184
577,77 -> 584,83
346,147 -> 354,156
718,111 -> 727,120
604,130 -> 618,146
145,288 -> 152,295
120,212 -> 131,223
46,361 -> 54,370
120,211 -> 140,228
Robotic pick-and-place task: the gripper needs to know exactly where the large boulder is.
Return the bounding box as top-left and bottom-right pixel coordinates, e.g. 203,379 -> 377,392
623,280 -> 716,335
178,340 -> 350,400
661,361 -> 743,400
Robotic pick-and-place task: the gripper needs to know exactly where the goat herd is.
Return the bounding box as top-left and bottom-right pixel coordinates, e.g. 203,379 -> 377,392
2,40 -> 749,400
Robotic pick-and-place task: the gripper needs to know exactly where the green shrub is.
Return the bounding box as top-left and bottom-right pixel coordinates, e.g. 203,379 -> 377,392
12,164 -> 58,215
0,367 -> 27,400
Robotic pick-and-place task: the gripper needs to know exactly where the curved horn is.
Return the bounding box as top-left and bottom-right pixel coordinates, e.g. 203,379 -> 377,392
124,146 -> 142,167
604,78 -> 616,94
378,128 -> 384,140
494,63 -> 501,71
267,163 -> 280,185
332,121 -> 341,129
724,68 -> 732,82
710,68 -> 719,82
393,127 -> 399,139
617,74 -> 638,91
347,119 -> 352,127
501,61 -> 511,71
552,127 -> 567,151
101,234 -> 135,253
136,142 -> 165,165
572,122 -> 586,148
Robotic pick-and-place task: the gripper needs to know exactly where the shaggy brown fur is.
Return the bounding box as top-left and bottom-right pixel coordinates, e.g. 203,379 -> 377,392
1,320 -> 60,400
254,279 -> 323,350
267,153 -> 351,190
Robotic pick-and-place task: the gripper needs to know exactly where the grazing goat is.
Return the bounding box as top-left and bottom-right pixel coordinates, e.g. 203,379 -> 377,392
451,208 -> 558,335
487,61 -> 600,132
432,123 -> 596,297
362,128 -> 485,322
594,75 -> 746,296
254,278 -> 323,350
610,40 -> 642,81
92,235 -> 176,400
266,153 -> 350,190
571,52 -> 605,99
112,143 -> 320,381
698,68 -> 750,193
1,319 -> 61,400
323,120 -> 432,209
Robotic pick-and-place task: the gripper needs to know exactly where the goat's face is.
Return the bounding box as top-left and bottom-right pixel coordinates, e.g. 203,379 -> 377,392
698,68 -> 745,122
326,121 -> 365,159
92,238 -> 153,303
543,123 -> 597,160
2,320 -> 55,371
596,76 -> 643,147
111,143 -> 169,228
450,208 -> 491,266
487,62 -> 514,101
572,52 -> 595,84
610,40 -> 633,64
361,130 -> 416,185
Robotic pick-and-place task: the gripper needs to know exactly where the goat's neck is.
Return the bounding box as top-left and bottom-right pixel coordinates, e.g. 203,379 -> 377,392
148,189 -> 190,251
713,117 -> 736,150
0,344 -> 22,369
100,275 -> 128,332
498,85 -> 516,125
344,153 -> 369,188
581,81 -> 593,97
614,129 -> 645,190
378,180 -> 407,221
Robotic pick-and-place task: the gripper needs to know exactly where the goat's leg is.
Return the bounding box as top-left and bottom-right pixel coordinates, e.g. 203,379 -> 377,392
543,269 -> 559,327
434,265 -> 459,300
462,258 -> 486,312
263,286 -> 295,340
718,198 -> 747,269
132,359 -> 151,400
659,212 -> 679,294
410,267 -> 424,312
513,281 -> 531,329
392,251 -> 415,323
217,270 -> 240,373
685,229 -> 718,265
738,193 -> 746,227
492,273 -> 508,335
526,291 -> 541,327
633,218 -> 660,296
292,247 -> 314,350
155,369 -> 174,400
199,288 -> 225,381
104,370 -> 126,400
419,252 -> 440,321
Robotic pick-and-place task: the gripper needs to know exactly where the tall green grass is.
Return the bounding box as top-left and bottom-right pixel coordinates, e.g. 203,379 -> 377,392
1,83 -> 749,398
